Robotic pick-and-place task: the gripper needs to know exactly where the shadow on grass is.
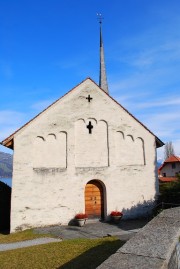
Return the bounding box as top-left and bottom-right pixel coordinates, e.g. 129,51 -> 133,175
58,239 -> 125,269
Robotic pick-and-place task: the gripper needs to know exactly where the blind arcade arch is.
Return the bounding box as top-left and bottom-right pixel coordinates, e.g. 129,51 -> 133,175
115,131 -> 146,166
75,118 -> 109,167
33,132 -> 67,168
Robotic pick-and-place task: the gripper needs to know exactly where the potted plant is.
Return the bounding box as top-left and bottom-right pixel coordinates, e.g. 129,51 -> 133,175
110,211 -> 123,223
75,213 -> 88,227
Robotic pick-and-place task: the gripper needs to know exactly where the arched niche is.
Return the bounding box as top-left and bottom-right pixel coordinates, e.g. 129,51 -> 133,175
57,131 -> 67,168
115,132 -> 145,166
126,135 -> 135,164
115,131 -> 126,165
33,136 -> 46,167
46,133 -> 57,167
135,137 -> 146,165
33,132 -> 67,168
75,118 -> 109,167
126,134 -> 134,141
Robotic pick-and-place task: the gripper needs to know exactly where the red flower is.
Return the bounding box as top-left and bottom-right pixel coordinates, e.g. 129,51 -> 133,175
75,213 -> 88,219
110,211 -> 123,217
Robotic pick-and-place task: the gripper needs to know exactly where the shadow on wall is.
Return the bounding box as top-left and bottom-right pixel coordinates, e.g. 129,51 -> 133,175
121,199 -> 155,220
0,181 -> 11,231
120,153 -> 160,220
68,200 -> 156,227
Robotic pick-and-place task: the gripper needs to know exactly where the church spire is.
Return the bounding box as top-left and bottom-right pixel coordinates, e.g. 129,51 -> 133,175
98,14 -> 109,94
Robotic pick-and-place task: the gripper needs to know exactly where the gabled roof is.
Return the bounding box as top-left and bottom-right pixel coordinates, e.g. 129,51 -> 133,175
0,77 -> 164,150
164,155 -> 180,163
159,155 -> 180,171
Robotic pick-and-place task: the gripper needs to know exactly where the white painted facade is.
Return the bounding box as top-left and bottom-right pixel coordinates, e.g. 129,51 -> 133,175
8,78 -> 161,232
159,162 -> 180,177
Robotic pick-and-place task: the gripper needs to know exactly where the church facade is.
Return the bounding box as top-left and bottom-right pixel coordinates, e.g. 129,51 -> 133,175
1,22 -> 164,232
2,78 -> 163,232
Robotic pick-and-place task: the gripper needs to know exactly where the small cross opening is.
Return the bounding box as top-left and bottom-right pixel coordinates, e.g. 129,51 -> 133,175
87,121 -> 93,134
86,95 -> 93,102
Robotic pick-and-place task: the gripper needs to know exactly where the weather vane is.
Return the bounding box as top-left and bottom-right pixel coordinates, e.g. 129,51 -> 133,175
97,13 -> 104,24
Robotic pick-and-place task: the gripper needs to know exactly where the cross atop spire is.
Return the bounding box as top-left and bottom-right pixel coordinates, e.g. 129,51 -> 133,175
97,13 -> 109,94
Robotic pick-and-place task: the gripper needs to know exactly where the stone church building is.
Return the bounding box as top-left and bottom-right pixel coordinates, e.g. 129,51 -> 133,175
1,23 -> 163,232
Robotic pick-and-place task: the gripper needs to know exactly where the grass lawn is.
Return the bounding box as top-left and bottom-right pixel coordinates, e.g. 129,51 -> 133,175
0,237 -> 124,269
0,229 -> 54,244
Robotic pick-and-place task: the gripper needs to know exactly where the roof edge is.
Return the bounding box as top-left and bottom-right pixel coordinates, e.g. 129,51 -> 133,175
155,136 -> 165,148
1,77 -> 92,149
1,77 -> 164,149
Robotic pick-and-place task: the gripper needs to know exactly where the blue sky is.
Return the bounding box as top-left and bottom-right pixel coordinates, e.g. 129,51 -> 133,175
0,0 -> 180,161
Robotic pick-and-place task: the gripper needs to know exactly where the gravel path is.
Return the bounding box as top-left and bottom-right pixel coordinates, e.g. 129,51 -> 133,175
0,237 -> 61,252
34,219 -> 148,240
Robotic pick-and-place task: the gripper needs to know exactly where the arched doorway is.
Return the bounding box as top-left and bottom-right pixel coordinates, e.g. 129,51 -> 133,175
85,180 -> 104,219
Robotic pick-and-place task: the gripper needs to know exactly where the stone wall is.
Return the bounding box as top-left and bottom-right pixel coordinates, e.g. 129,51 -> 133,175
97,207 -> 180,269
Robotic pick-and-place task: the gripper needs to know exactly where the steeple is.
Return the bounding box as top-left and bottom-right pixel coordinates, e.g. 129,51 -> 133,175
98,15 -> 109,94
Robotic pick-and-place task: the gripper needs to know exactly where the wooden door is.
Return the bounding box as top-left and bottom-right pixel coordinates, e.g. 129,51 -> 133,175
85,180 -> 104,219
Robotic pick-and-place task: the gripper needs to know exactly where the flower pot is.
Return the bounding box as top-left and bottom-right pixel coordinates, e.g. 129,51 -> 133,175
112,215 -> 122,223
76,219 -> 85,227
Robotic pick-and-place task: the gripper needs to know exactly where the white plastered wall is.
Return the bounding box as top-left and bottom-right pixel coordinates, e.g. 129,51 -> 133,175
160,163 -> 180,177
10,79 -> 158,232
